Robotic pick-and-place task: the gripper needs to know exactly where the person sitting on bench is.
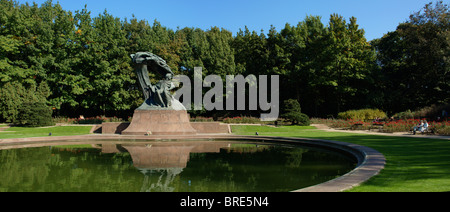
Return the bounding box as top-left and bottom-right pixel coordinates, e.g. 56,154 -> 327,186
413,120 -> 424,135
421,120 -> 429,133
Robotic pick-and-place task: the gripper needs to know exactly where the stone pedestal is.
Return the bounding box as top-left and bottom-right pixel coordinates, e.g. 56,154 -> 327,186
121,110 -> 197,135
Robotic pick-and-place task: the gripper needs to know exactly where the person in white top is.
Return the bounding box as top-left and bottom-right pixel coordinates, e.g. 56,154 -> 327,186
413,120 -> 424,135
421,120 -> 429,133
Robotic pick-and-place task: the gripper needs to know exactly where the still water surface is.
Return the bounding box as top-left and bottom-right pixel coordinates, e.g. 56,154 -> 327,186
0,141 -> 356,192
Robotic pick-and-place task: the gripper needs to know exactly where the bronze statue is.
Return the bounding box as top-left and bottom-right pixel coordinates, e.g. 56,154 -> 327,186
131,52 -> 185,110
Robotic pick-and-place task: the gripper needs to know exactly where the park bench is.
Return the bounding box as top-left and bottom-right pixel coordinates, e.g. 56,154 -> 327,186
369,123 -> 384,131
350,123 -> 364,130
411,126 -> 434,135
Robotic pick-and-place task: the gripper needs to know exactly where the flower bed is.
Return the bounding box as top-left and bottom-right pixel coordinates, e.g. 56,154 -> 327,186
190,117 -> 214,122
222,116 -> 262,124
311,118 -> 372,130
431,122 -> 450,135
311,118 -> 450,135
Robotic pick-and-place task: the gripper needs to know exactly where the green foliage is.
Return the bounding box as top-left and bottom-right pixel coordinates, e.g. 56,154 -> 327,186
282,112 -> 310,126
394,110 -> 415,120
14,102 -> 54,127
0,81 -> 51,123
0,82 -> 25,122
373,1 -> 450,113
394,103 -> 450,119
337,109 -> 386,120
0,0 -> 447,120
276,15 -> 376,116
282,99 -> 301,113
281,99 -> 310,126
432,125 -> 450,136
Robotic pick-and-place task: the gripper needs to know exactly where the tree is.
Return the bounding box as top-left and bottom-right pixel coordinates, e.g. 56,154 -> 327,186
85,10 -> 133,115
278,15 -> 375,117
0,81 -> 51,124
14,102 -> 54,127
123,16 -> 154,54
0,0 -> 38,87
280,16 -> 326,116
1,0 -> 386,119
232,26 -> 269,76
150,20 -> 182,74
324,14 -> 376,114
374,1 -> 450,113
204,27 -> 236,77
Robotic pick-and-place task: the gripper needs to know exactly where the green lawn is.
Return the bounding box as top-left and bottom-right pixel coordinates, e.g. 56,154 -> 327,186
0,126 -> 93,139
232,125 -> 450,192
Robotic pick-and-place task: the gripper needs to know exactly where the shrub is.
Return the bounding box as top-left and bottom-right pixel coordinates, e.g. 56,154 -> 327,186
282,99 -> 301,114
14,102 -> 54,127
395,104 -> 450,119
435,126 -> 450,135
338,109 -> 386,121
394,110 -> 415,119
430,122 -> 450,135
281,99 -> 310,126
413,104 -> 450,119
282,112 -> 310,126
0,82 -> 51,123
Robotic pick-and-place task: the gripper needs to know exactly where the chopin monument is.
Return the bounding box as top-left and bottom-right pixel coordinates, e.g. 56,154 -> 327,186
121,52 -> 197,135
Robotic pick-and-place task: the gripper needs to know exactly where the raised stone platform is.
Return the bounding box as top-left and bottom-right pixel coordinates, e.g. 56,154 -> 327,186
121,110 -> 197,135
101,122 -> 230,135
101,122 -> 130,134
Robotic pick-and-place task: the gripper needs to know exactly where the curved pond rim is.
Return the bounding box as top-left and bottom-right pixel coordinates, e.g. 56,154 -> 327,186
0,134 -> 385,192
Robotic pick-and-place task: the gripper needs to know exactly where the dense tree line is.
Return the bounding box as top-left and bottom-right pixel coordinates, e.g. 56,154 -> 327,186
0,0 -> 448,122
372,2 -> 450,114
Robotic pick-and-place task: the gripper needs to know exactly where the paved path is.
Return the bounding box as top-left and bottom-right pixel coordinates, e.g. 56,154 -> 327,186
311,124 -> 450,140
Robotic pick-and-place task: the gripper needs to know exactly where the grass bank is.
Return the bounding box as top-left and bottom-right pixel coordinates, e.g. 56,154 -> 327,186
232,125 -> 450,192
0,126 -> 93,139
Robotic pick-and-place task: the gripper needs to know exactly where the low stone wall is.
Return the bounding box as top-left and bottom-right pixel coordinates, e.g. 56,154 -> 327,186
100,122 -> 230,134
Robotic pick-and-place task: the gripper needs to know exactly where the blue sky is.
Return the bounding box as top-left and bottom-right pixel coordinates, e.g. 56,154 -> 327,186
19,0 -> 432,41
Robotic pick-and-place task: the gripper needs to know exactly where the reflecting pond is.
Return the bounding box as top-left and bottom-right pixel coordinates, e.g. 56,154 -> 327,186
0,141 -> 356,192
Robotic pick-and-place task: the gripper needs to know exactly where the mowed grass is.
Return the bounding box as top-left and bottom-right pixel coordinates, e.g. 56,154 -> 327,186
0,126 -> 93,139
232,125 -> 450,192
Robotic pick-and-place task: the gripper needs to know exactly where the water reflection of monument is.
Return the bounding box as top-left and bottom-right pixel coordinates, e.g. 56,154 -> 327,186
100,142 -> 231,192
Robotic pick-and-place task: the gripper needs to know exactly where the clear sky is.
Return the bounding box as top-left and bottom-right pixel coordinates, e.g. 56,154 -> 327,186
19,0 -> 433,41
